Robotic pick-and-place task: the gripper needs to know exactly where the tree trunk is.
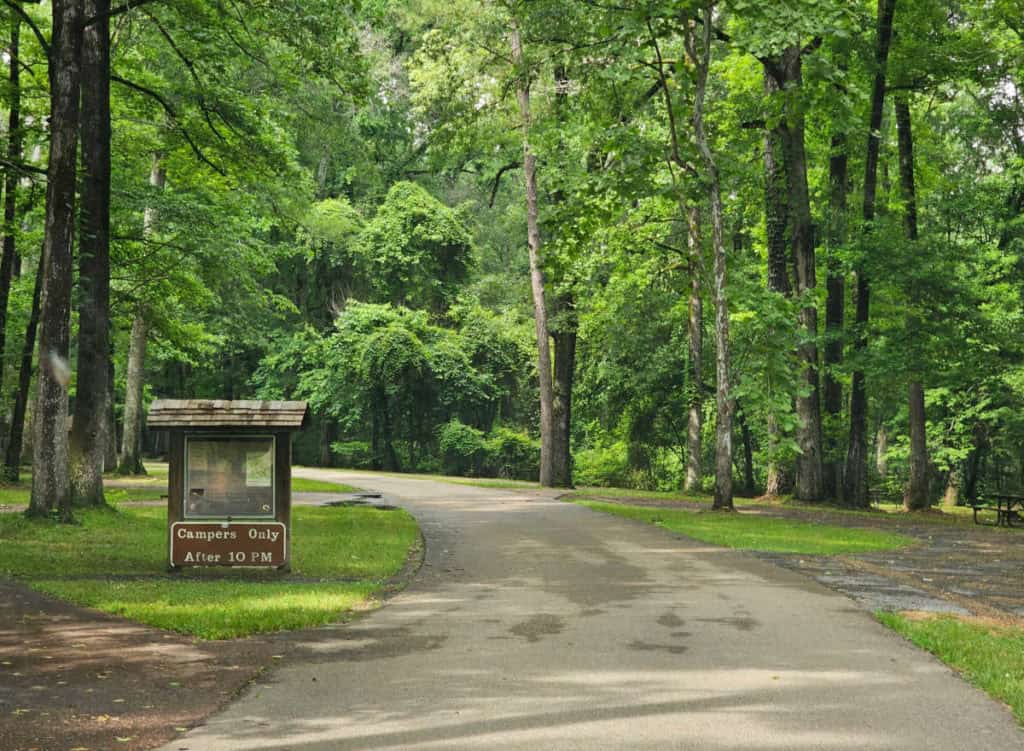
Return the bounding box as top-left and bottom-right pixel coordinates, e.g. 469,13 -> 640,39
117,156 -> 163,475
28,0 -> 83,521
738,405 -> 755,496
875,422 -> 888,478
510,21 -> 557,487
318,417 -> 335,467
763,72 -> 791,298
550,293 -> 576,487
904,381 -> 929,509
963,423 -> 986,502
895,96 -> 930,511
941,470 -> 959,510
70,0 -> 111,506
104,354 -> 117,471
844,0 -> 897,507
776,47 -> 824,502
0,11 -> 23,410
762,70 -> 790,497
118,313 -> 148,475
824,124 -> 847,499
688,11 -> 732,511
3,250 -> 43,482
685,204 -> 703,491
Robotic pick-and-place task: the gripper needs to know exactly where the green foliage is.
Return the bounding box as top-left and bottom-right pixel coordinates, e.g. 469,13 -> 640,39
22,0 -> 1023,503
436,420 -> 539,480
357,181 -> 475,312
484,426 -> 540,481
438,419 -> 487,476
253,301 -> 534,475
573,441 -> 631,488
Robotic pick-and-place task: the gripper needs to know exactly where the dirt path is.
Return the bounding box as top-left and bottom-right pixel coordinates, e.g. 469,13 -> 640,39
0,579 -> 279,751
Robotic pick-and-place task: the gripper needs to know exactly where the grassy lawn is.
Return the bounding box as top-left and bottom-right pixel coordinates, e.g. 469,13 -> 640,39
0,505 -> 419,639
439,477 -> 539,489
0,472 -> 357,507
292,476 -> 359,493
877,612 -> 1024,724
576,500 -> 913,555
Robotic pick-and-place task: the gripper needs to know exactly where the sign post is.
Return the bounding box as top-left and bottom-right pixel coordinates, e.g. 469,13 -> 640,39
147,399 -> 308,572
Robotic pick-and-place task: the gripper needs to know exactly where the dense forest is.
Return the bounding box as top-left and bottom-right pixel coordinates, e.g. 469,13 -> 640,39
11,0 -> 1024,517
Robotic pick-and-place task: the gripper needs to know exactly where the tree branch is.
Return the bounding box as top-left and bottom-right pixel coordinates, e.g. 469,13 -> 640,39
0,157 -> 47,177
84,0 -> 161,27
111,74 -> 227,175
3,1 -> 47,56
488,161 -> 520,207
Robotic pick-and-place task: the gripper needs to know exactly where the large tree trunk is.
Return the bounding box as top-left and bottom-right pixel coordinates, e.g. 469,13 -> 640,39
0,12 -> 23,410
685,204 -> 703,491
761,49 -> 823,499
550,292 -> 576,487
823,46 -> 847,499
3,250 -> 43,482
688,10 -> 733,511
776,47 -> 824,502
895,96 -> 930,511
762,71 -> 791,497
117,312 -> 147,475
844,0 -> 897,507
28,0 -> 83,520
70,0 -> 111,506
510,22 -> 558,487
824,122 -> 847,499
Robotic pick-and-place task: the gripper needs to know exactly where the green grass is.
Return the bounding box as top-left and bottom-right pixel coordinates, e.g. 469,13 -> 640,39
576,500 -> 914,555
32,579 -> 378,639
877,612 -> 1024,724
0,505 -> 419,639
0,473 -> 357,508
291,476 -> 359,493
439,477 -> 539,489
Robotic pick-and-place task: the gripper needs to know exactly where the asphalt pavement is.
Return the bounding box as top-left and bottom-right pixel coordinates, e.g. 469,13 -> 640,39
161,471 -> 1023,750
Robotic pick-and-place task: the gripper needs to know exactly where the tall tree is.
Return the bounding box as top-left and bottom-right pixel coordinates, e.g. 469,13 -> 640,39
764,46 -> 825,501
509,18 -> 559,488
895,95 -> 930,510
844,0 -> 897,507
28,0 -> 83,520
0,10 -> 24,404
687,8 -> 733,511
685,204 -> 703,491
762,70 -> 791,496
823,47 -> 849,501
4,252 -> 44,482
118,155 -> 164,476
70,0 -> 112,505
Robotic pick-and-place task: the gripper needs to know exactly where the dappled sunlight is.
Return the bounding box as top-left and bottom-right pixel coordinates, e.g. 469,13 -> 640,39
177,660 -> 948,749
151,469 -> 1024,750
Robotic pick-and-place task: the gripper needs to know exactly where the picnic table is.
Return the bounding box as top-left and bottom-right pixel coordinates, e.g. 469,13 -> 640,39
969,493 -> 1024,527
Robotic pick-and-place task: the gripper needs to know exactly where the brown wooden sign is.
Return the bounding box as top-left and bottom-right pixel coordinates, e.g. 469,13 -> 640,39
170,522 -> 287,567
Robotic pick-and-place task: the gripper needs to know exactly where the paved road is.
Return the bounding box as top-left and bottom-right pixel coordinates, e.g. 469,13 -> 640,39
164,472 -> 1023,750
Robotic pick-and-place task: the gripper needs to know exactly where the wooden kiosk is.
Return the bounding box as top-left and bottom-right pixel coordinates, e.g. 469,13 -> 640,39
147,399 -> 308,571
